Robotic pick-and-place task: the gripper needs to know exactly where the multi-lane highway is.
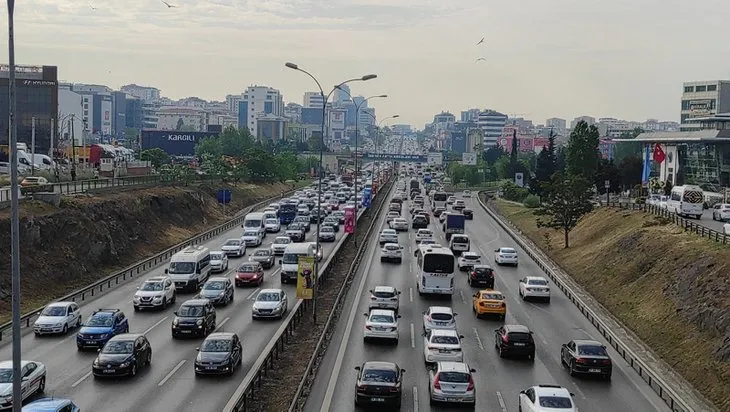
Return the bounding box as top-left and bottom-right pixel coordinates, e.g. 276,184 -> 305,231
305,185 -> 671,411
4,201 -> 360,411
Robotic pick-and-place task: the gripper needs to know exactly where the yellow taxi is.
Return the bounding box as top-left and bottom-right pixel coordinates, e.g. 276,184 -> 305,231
472,289 -> 506,320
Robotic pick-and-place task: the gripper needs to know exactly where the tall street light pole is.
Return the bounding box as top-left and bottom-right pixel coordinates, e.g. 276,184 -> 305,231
369,114 -> 399,189
6,0 -> 22,410
284,62 -> 376,324
333,88 -> 387,247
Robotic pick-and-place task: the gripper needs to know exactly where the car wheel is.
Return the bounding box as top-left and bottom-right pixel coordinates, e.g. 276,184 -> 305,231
76,318 -> 82,327
569,361 -> 577,376
162,298 -> 167,309
130,364 -> 137,377
37,376 -> 45,393
147,351 -> 152,366
62,324 -> 68,334
171,293 -> 177,304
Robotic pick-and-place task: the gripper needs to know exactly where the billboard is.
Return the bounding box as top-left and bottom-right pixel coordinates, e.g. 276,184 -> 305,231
462,152 -> 477,165
329,110 -> 346,130
141,130 -> 219,157
296,256 -> 315,300
344,206 -> 355,233
427,152 -> 443,165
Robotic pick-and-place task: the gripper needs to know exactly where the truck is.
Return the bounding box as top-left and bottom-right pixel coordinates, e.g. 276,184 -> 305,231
443,213 -> 466,241
409,178 -> 420,193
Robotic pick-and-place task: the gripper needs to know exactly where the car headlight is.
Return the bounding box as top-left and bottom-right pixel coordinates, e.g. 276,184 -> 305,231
153,295 -> 162,301
133,296 -> 140,302
196,319 -> 203,326
99,334 -> 109,339
55,322 -> 63,327
218,291 -> 225,297
252,306 -> 259,312
173,318 -> 179,326
93,358 -> 99,366
120,362 -> 130,368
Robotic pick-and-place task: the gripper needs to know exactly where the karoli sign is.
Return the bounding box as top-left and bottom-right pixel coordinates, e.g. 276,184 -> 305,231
167,134 -> 197,142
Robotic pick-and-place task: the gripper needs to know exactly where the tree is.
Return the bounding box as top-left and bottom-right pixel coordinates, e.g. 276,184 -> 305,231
139,148 -> 170,169
565,121 -> 600,184
613,127 -> 644,164
308,133 -> 323,152
483,146 -> 505,165
532,147 -> 553,196
175,118 -> 185,131
535,173 -> 593,248
509,129 -> 519,177
595,159 -> 620,194
494,155 -> 511,179
617,154 -> 642,190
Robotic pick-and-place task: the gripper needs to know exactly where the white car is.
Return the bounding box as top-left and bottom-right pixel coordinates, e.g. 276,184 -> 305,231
424,329 -> 464,364
462,190 -> 472,198
518,385 -> 576,412
0,360 -> 47,406
368,286 -> 401,312
242,230 -> 264,247
452,199 -> 466,210
363,309 -> 400,343
33,302 -> 81,335
221,238 -> 246,257
386,211 -> 400,223
457,252 -> 482,271
519,276 -> 551,302
270,236 -> 292,255
380,243 -> 403,263
725,222 -> 730,235
252,288 -> 288,320
494,247 -> 518,266
209,251 -> 229,273
389,217 -> 409,231
415,228 -> 434,243
428,361 -> 476,407
379,229 -> 398,245
133,276 -> 176,311
423,306 -> 457,333
264,218 -> 281,233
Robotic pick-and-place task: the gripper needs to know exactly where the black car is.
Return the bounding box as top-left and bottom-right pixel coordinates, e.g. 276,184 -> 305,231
292,217 -> 311,232
92,333 -> 151,378
412,215 -> 428,229
462,209 -> 474,220
354,361 -> 405,408
494,325 -> 535,360
468,265 -> 495,288
323,217 -> 340,231
332,211 -> 346,224
197,277 -> 234,306
194,332 -> 243,376
561,339 -> 612,380
432,207 -> 446,217
310,210 -> 325,224
172,299 -> 216,338
250,249 -> 275,269
318,226 -> 337,242
285,223 -> 306,242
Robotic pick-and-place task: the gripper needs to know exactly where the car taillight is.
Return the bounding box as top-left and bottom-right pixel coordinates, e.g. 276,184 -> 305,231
371,297 -> 377,300
501,335 -> 509,344
470,272 -> 477,278
466,376 -> 474,391
433,374 -> 441,389
389,385 -> 400,392
479,302 -> 487,307
601,359 -> 612,365
356,383 -> 367,393
365,326 -> 372,330
428,345 -> 438,351
501,302 -> 506,308
575,358 -> 588,364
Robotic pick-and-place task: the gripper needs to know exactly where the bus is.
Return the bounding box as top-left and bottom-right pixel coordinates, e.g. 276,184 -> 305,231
667,185 -> 704,219
414,245 -> 455,296
278,202 -> 298,225
432,191 -> 448,210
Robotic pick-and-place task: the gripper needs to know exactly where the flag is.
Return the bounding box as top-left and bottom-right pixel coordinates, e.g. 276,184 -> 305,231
641,144 -> 651,185
653,144 -> 666,163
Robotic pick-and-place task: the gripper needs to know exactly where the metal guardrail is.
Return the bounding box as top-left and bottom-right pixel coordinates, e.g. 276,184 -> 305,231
223,178 -> 394,412
0,187 -> 302,342
603,201 -> 730,244
287,178 -> 395,412
479,193 -> 712,412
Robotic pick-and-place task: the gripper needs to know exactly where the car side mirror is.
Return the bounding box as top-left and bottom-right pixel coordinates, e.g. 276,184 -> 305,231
369,289 -> 373,293
354,366 -> 361,371
401,368 -> 406,373
459,335 -> 465,339
469,368 -> 476,373
164,269 -> 169,274
195,347 -> 200,351
279,260 -> 283,265
136,286 -> 140,290
494,249 -> 499,252
173,312 -> 178,316
519,390 -> 526,395
21,376 -> 29,382
453,313 -> 458,316
363,313 -> 369,317
397,315 -> 402,318
397,291 -> 401,295
241,224 -> 245,228
97,348 -> 101,353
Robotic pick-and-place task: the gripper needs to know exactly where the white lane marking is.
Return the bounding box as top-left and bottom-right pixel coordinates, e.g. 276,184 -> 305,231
215,317 -> 230,331
143,316 -> 169,335
459,290 -> 467,305
71,371 -> 92,388
409,287 -> 414,302
246,288 -> 261,300
158,360 -> 186,387
127,299 -> 133,304
496,391 -> 507,412
570,381 -> 587,399
269,267 -> 281,278
410,323 -> 416,348
473,327 -> 484,350
413,386 -> 419,412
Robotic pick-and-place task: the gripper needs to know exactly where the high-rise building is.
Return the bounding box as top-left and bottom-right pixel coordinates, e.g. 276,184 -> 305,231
570,116 -> 596,129
303,92 -> 324,109
545,117 -> 566,130
226,94 -> 243,114
237,86 -> 284,136
334,84 -> 351,104
461,109 -> 480,122
120,84 -> 160,101
125,97 -> 144,131
58,84 -> 85,145
156,106 -> 209,132
476,110 -> 507,147
680,80 -> 730,131
284,102 -> 302,123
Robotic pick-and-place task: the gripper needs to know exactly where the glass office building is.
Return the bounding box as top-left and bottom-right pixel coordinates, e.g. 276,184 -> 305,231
0,65 -> 58,154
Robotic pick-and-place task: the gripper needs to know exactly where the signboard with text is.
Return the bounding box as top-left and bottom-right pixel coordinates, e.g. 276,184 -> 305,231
361,153 -> 427,162
296,256 -> 315,300
141,129 -> 219,157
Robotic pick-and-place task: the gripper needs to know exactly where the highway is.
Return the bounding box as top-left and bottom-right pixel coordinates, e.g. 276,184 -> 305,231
304,187 -> 671,412
4,201 -> 361,411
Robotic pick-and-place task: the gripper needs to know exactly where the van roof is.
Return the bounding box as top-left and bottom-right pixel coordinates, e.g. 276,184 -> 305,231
171,246 -> 209,261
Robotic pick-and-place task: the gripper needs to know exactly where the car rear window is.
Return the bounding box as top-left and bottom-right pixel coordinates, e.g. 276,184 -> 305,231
438,372 -> 469,383
239,264 -> 258,272
528,279 -> 548,286
431,313 -> 452,321
452,236 -> 468,243
373,291 -> 395,298
539,396 -> 573,408
578,345 -> 608,356
362,369 -> 397,383
464,255 -> 480,261
431,335 -> 459,344
507,332 -> 531,342
481,293 -> 503,300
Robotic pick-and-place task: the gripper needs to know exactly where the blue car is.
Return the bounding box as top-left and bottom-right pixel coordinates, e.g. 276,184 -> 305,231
76,308 -> 129,350
22,398 -> 80,411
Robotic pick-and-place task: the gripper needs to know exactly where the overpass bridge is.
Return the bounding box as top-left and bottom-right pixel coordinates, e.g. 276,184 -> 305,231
296,151 -> 442,172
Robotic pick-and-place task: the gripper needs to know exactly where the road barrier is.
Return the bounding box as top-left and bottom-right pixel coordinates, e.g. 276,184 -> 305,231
223,178 -> 394,412
479,193 -> 715,412
0,186 -> 302,342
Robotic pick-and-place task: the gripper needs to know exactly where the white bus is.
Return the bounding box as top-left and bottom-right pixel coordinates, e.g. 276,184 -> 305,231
414,245 -> 455,296
432,191 -> 448,210
667,185 -> 704,219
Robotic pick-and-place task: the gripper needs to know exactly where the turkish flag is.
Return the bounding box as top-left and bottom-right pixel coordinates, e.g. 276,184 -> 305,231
653,144 -> 666,163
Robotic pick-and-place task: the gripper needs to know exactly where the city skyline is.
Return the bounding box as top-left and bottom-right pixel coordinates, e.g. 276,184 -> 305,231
4,0 -> 729,126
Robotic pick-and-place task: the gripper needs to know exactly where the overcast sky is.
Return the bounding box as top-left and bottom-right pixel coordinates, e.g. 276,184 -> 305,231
2,0 -> 729,127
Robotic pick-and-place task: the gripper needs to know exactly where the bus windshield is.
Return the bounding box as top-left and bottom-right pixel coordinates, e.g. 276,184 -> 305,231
433,192 -> 448,201
423,254 -> 454,273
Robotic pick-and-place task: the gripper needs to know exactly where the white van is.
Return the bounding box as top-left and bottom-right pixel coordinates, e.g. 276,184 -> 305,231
279,242 -> 323,284
242,212 -> 267,238
449,234 -> 470,256
165,246 -> 211,292
667,185 -> 704,219
263,210 -> 278,221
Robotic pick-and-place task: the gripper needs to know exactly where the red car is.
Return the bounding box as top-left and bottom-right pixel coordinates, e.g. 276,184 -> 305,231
235,262 -> 264,287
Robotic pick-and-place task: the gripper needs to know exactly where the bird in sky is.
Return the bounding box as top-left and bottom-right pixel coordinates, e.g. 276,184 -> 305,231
161,0 -> 177,7
476,37 -> 485,45
475,58 -> 487,63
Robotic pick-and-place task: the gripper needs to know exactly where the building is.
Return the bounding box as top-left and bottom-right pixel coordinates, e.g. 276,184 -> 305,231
570,116 -> 596,129
256,115 -> 286,141
392,124 -> 412,135
599,138 -> 615,160
449,122 -> 479,154
125,97 -> 143,131
545,117 -> 566,131
328,108 -> 347,148
237,86 -> 284,136
156,106 -> 209,132
120,84 -> 160,101
497,125 -> 549,154
226,94 -> 243,114
597,117 -> 639,138
460,109 -> 480,122
476,109 -> 507,147
111,91 -> 127,137
284,103 -> 302,123
334,84 -> 350,104
141,101 -> 159,129
303,92 -> 324,109
680,80 -> 730,131
57,85 -> 85,146
301,107 -> 323,126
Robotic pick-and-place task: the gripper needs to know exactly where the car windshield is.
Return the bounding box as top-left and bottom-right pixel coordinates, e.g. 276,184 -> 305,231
254,250 -> 270,257
168,262 -> 195,274
224,239 -> 241,246
452,236 -> 468,243
201,339 -> 232,353
257,292 -> 280,302
102,340 -> 134,354
419,230 -> 432,236
369,314 -> 394,323
430,313 -> 453,321
539,396 -> 573,408
265,219 -> 278,225
578,345 -> 609,356
41,306 -> 66,316
238,264 -> 258,272
244,231 -> 258,237
274,238 -> 290,244
362,369 -> 397,383
322,227 -> 334,232
86,315 -> 114,327
439,372 -> 469,383
210,253 -> 224,260
0,369 -> 12,383
431,335 -> 459,345
204,281 -> 226,291
528,279 -> 548,286
178,305 -> 204,317
282,254 -> 303,264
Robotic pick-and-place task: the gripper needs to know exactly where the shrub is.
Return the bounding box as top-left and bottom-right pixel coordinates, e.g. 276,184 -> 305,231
500,181 -> 529,202
523,195 -> 541,208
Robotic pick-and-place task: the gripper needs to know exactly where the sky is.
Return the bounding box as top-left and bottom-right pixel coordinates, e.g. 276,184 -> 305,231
1,0 -> 729,128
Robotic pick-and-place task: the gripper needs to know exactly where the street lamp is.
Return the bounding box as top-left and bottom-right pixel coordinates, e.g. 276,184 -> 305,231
284,62 -> 377,324
368,114 -> 399,186
333,87 -> 387,246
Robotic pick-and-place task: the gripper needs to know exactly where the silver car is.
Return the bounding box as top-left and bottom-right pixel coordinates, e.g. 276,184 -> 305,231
252,289 -> 288,320
423,306 -> 457,333
270,236 -> 292,256
368,286 -> 401,312
209,251 -> 229,273
0,360 -> 47,407
33,302 -> 81,335
428,362 -> 476,406
221,239 -> 246,257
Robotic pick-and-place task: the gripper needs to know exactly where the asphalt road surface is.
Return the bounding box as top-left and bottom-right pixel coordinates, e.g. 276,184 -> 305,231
304,191 -> 671,412
5,204 -> 363,412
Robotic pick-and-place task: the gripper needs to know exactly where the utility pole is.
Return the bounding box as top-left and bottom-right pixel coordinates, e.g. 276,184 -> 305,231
31,116 -> 35,176
70,118 -> 77,181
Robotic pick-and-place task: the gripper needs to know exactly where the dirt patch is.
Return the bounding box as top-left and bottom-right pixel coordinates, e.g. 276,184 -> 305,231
243,180 -> 393,412
0,181 -> 308,323
493,200 -> 730,410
